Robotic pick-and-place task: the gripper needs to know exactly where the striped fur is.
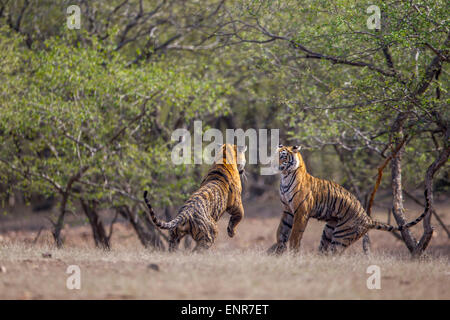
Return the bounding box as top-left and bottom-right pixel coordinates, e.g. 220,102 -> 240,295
268,145 -> 427,255
144,144 -> 246,251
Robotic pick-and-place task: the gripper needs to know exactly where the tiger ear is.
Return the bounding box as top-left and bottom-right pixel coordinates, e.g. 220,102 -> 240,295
292,145 -> 301,153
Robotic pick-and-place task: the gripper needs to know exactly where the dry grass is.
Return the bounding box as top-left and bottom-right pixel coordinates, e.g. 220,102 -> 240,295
0,199 -> 449,300
0,242 -> 448,300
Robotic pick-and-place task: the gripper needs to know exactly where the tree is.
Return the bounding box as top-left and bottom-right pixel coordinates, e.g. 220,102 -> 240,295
216,0 -> 449,256
0,27 -> 230,248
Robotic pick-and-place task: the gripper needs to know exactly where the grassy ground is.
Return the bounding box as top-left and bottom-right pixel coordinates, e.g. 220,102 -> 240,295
0,199 -> 449,299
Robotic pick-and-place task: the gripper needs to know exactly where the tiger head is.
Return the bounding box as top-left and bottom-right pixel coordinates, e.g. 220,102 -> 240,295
277,144 -> 305,173
235,145 -> 247,174
216,144 -> 247,174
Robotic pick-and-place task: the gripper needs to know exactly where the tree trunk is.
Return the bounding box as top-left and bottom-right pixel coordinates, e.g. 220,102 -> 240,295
51,192 -> 68,248
412,127 -> 449,257
390,113 -> 418,252
362,194 -> 371,255
51,166 -> 89,248
118,205 -> 165,250
81,199 -> 110,250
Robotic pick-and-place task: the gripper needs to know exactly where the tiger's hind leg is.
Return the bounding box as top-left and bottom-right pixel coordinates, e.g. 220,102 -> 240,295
329,224 -> 368,255
168,228 -> 185,252
191,223 -> 217,252
328,239 -> 349,255
192,238 -> 213,252
318,221 -> 336,254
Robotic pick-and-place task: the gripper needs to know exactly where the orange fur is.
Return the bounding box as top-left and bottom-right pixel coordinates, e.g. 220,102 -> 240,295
269,145 -> 427,255
144,144 -> 246,251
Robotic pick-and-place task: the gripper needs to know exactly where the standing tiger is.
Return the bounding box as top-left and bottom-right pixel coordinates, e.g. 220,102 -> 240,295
143,144 -> 247,251
268,144 -> 428,255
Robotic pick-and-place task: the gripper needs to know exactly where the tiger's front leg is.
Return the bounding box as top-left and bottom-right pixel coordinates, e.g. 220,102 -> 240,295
288,207 -> 309,253
267,205 -> 293,255
227,202 -> 244,238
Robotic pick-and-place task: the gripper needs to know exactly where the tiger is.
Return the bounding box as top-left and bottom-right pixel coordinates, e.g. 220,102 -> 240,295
143,143 -> 247,251
268,144 -> 428,255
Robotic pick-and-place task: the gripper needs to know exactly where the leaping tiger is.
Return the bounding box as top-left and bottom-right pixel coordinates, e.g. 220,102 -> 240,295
144,144 -> 247,251
268,144 -> 428,255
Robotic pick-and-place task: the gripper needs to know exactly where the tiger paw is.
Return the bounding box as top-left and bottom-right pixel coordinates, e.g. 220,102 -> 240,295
267,243 -> 286,255
227,226 -> 235,238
